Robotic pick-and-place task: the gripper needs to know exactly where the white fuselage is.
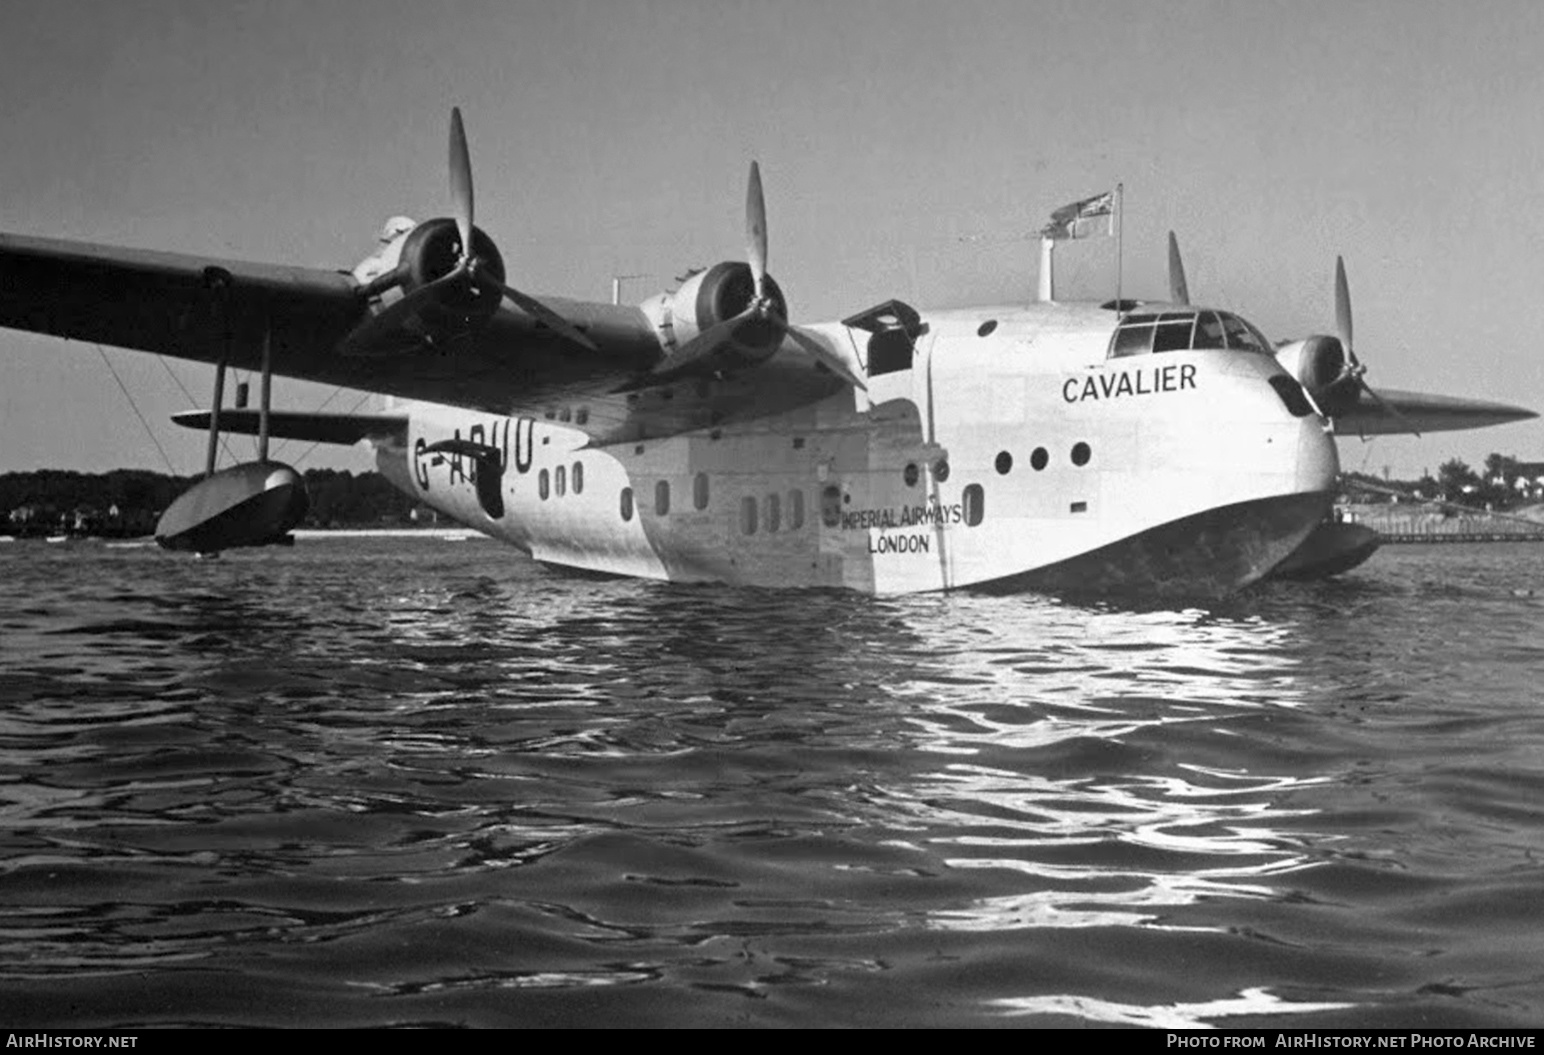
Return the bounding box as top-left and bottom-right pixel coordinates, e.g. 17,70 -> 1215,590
376,303 -> 1340,596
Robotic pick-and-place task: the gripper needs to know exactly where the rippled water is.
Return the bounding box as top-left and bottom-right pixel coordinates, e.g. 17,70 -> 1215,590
2,537 -> 1542,1028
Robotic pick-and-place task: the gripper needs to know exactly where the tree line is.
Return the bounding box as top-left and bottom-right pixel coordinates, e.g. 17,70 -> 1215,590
2,468 -> 422,537
1343,453 -> 1541,510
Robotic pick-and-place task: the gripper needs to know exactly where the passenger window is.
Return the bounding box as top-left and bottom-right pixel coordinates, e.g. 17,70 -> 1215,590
741,496 -> 758,535
694,472 -> 709,510
789,489 -> 804,529
820,485 -> 843,528
555,464 -> 567,497
964,484 -> 984,527
620,487 -> 633,521
539,468 -> 550,500
655,480 -> 670,516
766,492 -> 781,533
572,461 -> 584,494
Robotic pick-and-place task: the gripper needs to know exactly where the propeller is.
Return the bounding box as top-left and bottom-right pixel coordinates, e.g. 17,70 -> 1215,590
344,108 -> 596,356
449,108 -> 475,275
448,109 -> 597,351
1167,231 -> 1190,306
656,162 -> 866,391
747,161 -> 768,304
1331,255 -> 1417,434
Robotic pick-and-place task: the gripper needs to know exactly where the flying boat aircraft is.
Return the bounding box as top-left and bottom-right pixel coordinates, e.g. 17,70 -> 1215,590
0,110 -> 1532,596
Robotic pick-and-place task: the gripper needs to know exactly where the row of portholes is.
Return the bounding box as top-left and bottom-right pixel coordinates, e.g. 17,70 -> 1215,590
741,490 -> 806,535
618,477 -> 986,531
618,475 -> 703,522
537,461 -> 585,500
991,442 -> 1091,476
617,475 -> 810,532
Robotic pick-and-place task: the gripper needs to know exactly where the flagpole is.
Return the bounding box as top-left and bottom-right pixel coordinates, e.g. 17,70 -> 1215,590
1115,182 -> 1124,314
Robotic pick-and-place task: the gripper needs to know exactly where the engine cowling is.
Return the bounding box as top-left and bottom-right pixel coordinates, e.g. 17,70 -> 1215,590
394,217 -> 506,332
347,216 -> 508,355
1275,334 -> 1361,417
650,261 -> 788,364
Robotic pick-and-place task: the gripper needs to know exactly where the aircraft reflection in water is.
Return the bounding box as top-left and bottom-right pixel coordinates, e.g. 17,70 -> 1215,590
864,599 -> 1352,1027
0,110 -> 1532,596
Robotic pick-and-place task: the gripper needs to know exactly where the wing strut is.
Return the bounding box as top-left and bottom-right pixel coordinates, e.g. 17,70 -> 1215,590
202,267 -> 234,478
156,268 -> 310,553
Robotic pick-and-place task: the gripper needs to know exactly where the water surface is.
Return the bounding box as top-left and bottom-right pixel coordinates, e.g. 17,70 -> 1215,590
2,538 -> 1542,1027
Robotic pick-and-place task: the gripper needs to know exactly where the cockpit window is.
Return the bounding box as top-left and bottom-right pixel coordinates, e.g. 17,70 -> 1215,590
1110,318 -> 1155,357
1108,309 -> 1272,358
1152,312 -> 1195,353
1193,311 -> 1226,349
1218,312 -> 1271,353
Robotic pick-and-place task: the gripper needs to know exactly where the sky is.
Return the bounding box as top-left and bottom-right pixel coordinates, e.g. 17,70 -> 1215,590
3,0 -> 1543,480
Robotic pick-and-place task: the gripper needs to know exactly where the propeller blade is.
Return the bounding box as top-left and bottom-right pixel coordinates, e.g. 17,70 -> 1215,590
449,107 -> 475,264
1358,380 -> 1420,437
651,306 -> 867,391
649,305 -> 762,381
746,161 -> 768,302
1334,255 -> 1354,362
786,326 -> 868,391
340,267 -> 468,356
492,278 -> 599,351
1167,231 -> 1190,306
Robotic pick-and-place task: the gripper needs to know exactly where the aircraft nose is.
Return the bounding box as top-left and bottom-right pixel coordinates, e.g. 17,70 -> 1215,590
1296,414 -> 1341,494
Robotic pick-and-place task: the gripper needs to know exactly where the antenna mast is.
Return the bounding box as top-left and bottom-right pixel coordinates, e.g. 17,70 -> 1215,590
1114,182 -> 1124,312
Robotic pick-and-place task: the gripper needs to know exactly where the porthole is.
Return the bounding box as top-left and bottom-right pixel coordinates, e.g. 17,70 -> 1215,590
820,485 -> 843,528
741,496 -> 758,535
904,462 -> 919,487
572,462 -> 584,494
575,408 -> 589,426
789,489 -> 805,529
539,468 -> 550,500
1071,441 -> 1091,467
934,459 -> 950,483
964,484 -> 985,527
656,480 -> 671,516
555,464 -> 567,497
766,492 -> 781,533
977,319 -> 998,337
1031,447 -> 1049,471
620,487 -> 634,521
694,472 -> 710,510
995,451 -> 1013,475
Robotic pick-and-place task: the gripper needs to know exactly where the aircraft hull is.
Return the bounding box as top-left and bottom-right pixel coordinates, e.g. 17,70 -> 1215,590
1265,519 -> 1381,581
381,333 -> 1342,599
975,490 -> 1332,597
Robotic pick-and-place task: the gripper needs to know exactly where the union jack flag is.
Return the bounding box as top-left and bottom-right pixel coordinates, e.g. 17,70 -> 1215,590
1043,190 -> 1115,241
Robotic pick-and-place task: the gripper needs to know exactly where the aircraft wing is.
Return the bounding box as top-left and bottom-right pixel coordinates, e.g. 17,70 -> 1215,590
0,232 -> 859,447
1332,386 -> 1537,437
170,409 -> 409,446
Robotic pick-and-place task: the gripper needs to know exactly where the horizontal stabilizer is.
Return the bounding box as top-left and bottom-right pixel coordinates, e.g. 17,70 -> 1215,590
172,410 -> 408,446
1332,388 -> 1537,437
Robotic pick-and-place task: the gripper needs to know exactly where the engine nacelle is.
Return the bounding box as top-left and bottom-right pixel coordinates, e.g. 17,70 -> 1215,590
395,217 -> 506,331
1275,334 -> 1360,417
349,217 -> 508,354
647,261 -> 788,363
